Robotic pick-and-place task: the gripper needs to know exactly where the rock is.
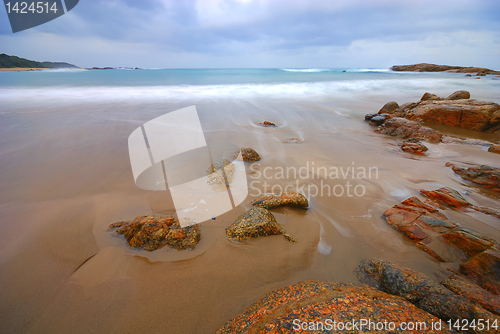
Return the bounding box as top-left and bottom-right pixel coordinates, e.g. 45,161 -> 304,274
109,215 -> 200,251
420,187 -> 469,209
165,222 -> 201,250
207,159 -> 235,185
226,207 -> 295,242
364,113 -> 378,121
369,114 -> 388,125
442,276 -> 500,314
446,90 -> 470,100
466,74 -> 472,76
378,101 -> 400,114
356,259 -> 499,329
375,117 -> 443,143
488,144 -> 500,154
421,92 -> 441,101
460,248 -> 500,294
251,192 -> 309,209
477,71 -> 486,76
406,99 -> 500,131
399,101 -> 418,113
400,142 -> 428,155
283,137 -> 300,143
258,121 -> 277,127
235,148 -> 261,162
442,228 -> 496,258
446,163 -> 500,192
216,280 -> 449,334
390,63 -> 500,75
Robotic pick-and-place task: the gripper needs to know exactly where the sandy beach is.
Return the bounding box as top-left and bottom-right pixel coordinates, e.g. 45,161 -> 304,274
0,69 -> 499,333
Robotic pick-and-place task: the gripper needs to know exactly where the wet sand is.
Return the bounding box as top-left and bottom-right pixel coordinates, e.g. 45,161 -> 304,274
0,91 -> 499,333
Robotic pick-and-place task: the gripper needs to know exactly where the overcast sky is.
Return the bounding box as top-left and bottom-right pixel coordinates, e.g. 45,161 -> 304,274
1,0 -> 499,68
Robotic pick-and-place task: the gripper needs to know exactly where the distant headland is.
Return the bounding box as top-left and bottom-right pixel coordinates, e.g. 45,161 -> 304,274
391,63 -> 500,75
0,53 -> 78,71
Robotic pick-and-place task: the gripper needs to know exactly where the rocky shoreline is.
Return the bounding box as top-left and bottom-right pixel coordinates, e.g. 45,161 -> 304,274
391,63 -> 500,75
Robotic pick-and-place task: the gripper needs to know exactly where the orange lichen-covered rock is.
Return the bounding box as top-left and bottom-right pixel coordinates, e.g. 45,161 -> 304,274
420,187 -> 470,209
446,163 -> 500,192
356,259 -> 499,329
109,215 -> 200,251
400,141 -> 428,155
407,99 -> 500,131
442,276 -> 500,315
442,228 -> 496,258
234,147 -> 261,162
216,281 -> 449,334
251,192 -> 309,209
258,121 -> 277,127
460,248 -> 500,295
375,117 -> 443,143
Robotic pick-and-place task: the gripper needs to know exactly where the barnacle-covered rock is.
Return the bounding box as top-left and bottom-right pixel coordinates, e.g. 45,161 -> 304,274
226,207 -> 295,242
206,159 -> 235,185
216,281 -> 449,334
251,192 -> 309,209
109,215 -> 200,251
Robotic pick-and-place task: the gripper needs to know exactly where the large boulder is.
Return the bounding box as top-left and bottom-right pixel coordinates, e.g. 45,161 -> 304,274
442,276 -> 500,315
216,280 -> 449,334
226,207 -> 295,242
421,92 -> 442,101
375,117 -> 443,143
378,101 -> 400,114
406,99 -> 500,131
356,259 -> 499,331
446,90 -> 471,100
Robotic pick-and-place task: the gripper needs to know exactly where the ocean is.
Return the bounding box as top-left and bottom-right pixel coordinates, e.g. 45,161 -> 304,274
1,68 -> 499,333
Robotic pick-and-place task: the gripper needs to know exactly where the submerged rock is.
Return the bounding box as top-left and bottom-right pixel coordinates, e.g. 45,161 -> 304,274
234,147 -> 261,162
207,159 -> 235,185
400,141 -> 428,155
355,259 -> 499,330
251,192 -> 309,209
226,207 -> 295,242
258,121 -> 277,127
109,215 -> 200,251
283,137 -> 300,143
216,281 -> 447,334
446,163 -> 500,192
375,117 -> 443,143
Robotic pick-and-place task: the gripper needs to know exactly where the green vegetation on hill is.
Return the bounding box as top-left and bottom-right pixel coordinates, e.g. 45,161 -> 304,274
0,53 -> 77,68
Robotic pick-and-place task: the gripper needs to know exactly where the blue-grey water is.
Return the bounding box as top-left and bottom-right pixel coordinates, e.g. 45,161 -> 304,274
0,68 -> 499,333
